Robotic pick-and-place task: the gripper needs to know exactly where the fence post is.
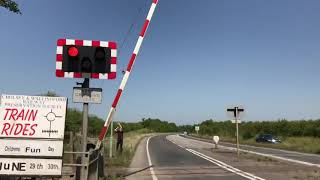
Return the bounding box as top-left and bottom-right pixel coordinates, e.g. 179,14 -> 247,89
70,131 -> 74,163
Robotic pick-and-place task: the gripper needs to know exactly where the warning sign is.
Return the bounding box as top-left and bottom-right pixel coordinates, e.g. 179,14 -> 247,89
0,94 -> 67,139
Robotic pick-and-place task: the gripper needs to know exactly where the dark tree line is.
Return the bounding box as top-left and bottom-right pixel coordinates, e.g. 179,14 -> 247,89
65,109 -> 320,139
43,92 -> 320,138
65,109 -> 179,136
195,119 -> 320,139
1,0 -> 21,14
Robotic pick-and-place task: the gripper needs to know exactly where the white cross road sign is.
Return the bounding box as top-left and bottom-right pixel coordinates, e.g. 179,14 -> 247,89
0,94 -> 67,139
227,105 -> 245,119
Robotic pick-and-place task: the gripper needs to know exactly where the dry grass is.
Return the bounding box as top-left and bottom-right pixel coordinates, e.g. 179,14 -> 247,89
104,129 -> 155,179
105,129 -> 153,166
193,134 -> 320,154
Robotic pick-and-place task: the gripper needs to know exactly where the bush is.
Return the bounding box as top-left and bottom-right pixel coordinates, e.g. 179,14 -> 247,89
242,131 -> 254,140
196,119 -> 320,139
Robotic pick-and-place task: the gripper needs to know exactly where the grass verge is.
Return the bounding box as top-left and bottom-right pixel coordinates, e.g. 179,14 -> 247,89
104,128 -> 154,179
191,134 -> 320,154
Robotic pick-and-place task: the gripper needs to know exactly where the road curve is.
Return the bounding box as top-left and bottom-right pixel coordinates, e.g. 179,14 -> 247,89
147,135 -> 258,180
127,134 -> 320,180
182,135 -> 320,167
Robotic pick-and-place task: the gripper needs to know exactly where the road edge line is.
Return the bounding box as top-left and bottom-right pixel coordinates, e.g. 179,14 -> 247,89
186,148 -> 265,180
187,135 -> 320,158
146,136 -> 158,180
181,135 -> 320,168
166,135 -> 264,180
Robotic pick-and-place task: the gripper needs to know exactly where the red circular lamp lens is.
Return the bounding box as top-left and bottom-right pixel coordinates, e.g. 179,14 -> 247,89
68,47 -> 78,57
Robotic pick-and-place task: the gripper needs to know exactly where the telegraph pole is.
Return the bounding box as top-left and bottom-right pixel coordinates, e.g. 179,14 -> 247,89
235,107 -> 240,158
227,106 -> 244,158
81,78 -> 89,180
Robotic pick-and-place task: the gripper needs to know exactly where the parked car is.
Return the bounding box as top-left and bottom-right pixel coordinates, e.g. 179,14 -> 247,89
255,134 -> 281,144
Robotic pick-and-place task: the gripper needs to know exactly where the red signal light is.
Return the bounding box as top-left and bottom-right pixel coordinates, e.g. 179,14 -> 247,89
68,47 -> 78,57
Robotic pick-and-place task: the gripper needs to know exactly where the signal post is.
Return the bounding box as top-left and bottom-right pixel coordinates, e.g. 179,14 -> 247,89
55,39 -> 117,180
55,0 -> 159,179
227,106 -> 245,158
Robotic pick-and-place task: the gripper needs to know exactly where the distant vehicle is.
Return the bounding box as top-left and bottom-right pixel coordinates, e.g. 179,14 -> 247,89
255,134 -> 281,144
183,131 -> 188,135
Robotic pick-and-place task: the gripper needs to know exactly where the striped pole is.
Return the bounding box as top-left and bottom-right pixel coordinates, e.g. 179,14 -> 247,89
96,0 -> 159,149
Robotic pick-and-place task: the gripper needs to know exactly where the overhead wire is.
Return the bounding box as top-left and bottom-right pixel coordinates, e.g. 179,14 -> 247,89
98,0 -> 149,88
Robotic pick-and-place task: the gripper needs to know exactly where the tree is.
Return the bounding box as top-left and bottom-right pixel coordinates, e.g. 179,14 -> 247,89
0,0 -> 21,14
40,91 -> 58,97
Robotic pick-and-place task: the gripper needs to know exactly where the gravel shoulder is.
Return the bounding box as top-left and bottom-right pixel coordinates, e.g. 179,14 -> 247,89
167,134 -> 320,180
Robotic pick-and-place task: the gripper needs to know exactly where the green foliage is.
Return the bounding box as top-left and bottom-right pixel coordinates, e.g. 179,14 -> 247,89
242,131 -> 254,140
39,91 -> 58,97
196,119 -> 320,138
0,0 -> 21,14
39,91 -> 320,141
88,115 -> 104,135
141,118 -> 178,132
109,118 -> 179,133
39,92 -> 180,136
64,108 -> 105,136
65,108 -> 82,133
64,109 -> 180,136
116,122 -> 144,132
178,125 -> 194,133
46,88 -> 318,140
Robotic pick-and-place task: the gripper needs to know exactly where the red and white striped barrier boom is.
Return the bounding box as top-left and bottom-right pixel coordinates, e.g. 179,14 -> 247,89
96,0 -> 159,149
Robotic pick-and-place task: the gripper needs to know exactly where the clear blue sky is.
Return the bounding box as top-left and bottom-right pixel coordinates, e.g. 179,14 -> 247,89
1,0 -> 320,124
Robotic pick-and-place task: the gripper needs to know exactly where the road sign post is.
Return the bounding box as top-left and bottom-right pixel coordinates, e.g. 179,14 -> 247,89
78,78 -> 89,180
81,101 -> 89,180
235,115 -> 240,157
227,106 -> 244,158
195,126 -> 200,135
56,38 -> 118,180
213,136 -> 219,149
109,121 -> 113,158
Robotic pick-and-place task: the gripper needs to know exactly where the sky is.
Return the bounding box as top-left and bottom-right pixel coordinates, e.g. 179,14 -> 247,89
1,0 -> 320,125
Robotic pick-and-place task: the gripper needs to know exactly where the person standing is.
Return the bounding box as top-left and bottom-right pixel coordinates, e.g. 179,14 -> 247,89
115,123 -> 124,153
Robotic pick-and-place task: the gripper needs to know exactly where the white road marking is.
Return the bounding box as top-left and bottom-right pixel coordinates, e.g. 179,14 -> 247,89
167,138 -> 184,148
166,136 -> 264,180
181,135 -> 320,168
237,147 -> 320,168
186,149 -> 265,180
202,141 -> 320,168
208,138 -> 320,158
146,136 -> 158,180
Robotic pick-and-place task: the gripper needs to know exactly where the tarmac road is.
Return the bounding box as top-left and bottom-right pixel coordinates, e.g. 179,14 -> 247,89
181,135 -> 320,167
127,135 -> 264,180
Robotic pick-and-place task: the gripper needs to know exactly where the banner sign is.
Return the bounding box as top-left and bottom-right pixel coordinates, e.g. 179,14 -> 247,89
0,139 -> 63,157
0,158 -> 62,176
0,94 -> 67,139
